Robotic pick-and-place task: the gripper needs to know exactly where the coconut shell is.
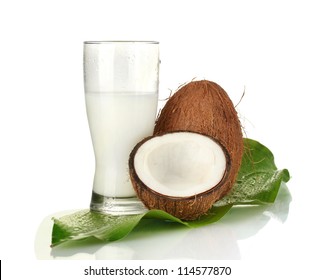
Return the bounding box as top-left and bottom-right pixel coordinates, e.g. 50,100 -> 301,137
129,131 -> 232,220
130,80 -> 244,220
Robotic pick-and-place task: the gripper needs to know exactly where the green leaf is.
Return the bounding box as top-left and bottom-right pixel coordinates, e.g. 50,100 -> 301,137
51,210 -> 146,247
51,138 -> 290,247
215,138 -> 290,206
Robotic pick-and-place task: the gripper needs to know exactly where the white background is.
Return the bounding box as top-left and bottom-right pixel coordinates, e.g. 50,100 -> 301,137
1,0 -> 312,278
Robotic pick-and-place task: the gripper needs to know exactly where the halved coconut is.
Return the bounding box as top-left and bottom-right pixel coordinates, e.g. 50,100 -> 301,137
129,131 -> 231,220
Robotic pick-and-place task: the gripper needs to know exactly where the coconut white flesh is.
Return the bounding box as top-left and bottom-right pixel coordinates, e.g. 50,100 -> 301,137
134,132 -> 227,197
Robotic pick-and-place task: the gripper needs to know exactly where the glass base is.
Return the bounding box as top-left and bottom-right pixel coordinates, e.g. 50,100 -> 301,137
90,191 -> 148,215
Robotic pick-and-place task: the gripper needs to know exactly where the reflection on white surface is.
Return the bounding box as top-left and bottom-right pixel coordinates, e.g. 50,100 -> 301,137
93,222 -> 240,260
35,185 -> 291,260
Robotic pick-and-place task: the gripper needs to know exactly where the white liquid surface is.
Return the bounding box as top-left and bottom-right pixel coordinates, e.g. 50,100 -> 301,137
85,92 -> 158,197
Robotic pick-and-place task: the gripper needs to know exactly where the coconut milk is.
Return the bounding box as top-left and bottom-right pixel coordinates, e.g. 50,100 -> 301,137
85,92 -> 158,197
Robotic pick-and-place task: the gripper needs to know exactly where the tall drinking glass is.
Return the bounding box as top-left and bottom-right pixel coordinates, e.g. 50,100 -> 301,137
83,41 -> 159,215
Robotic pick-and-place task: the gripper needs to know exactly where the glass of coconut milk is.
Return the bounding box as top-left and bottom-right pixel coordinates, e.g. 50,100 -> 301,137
83,41 -> 159,215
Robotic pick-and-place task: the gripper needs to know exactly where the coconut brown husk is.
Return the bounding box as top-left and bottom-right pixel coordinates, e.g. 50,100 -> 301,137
130,80 -> 244,220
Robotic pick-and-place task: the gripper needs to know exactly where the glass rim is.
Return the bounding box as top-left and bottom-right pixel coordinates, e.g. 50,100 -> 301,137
84,40 -> 159,45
